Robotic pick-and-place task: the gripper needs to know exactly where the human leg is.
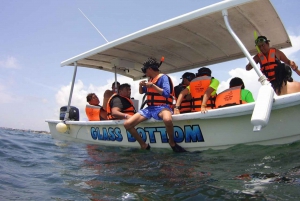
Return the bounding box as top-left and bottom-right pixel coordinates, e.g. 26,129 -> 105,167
158,109 -> 175,146
159,108 -> 187,152
124,113 -> 149,149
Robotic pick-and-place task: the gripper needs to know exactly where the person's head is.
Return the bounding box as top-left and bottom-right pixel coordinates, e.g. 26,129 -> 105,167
118,83 -> 131,98
181,72 -> 195,85
86,93 -> 100,106
141,57 -> 162,77
196,67 -> 211,77
273,63 -> 293,94
111,81 -> 120,93
229,77 -> 245,89
255,36 -> 270,54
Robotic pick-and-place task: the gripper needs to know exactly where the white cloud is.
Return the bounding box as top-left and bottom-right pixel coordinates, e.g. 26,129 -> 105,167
55,77 -> 146,120
0,56 -> 20,69
217,68 -> 261,100
281,34 -> 300,62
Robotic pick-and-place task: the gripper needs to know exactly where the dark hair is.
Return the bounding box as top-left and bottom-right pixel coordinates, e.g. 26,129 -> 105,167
142,57 -> 161,73
86,93 -> 95,102
181,72 -> 195,82
111,81 -> 120,88
119,83 -> 131,91
197,67 -> 211,77
272,63 -> 293,94
229,77 -> 245,89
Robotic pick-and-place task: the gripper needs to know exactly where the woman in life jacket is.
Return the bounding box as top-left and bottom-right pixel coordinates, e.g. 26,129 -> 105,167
106,83 -> 136,120
215,77 -> 254,108
174,67 -> 219,114
245,36 -> 299,88
272,63 -> 300,95
174,72 -> 195,113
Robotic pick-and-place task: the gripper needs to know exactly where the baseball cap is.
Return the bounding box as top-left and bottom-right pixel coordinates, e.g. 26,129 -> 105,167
180,72 -> 195,81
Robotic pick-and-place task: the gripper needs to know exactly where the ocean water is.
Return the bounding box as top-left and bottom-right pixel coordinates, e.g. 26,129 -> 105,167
1,127 -> 300,201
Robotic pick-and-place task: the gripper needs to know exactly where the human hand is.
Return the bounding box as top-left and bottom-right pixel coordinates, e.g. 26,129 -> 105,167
201,105 -> 207,113
290,61 -> 298,71
146,82 -> 153,88
139,80 -> 146,87
174,108 -> 180,115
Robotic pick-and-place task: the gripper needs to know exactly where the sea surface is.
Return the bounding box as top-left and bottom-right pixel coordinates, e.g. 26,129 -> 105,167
1,127 -> 300,201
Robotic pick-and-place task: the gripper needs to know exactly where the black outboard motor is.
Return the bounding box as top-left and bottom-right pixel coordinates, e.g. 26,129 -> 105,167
59,106 -> 79,121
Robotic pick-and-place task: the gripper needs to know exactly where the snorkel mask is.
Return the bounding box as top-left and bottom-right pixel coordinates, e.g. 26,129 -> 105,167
141,57 -> 164,73
255,36 -> 270,45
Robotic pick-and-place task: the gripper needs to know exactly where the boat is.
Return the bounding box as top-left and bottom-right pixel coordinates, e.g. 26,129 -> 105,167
46,0 -> 300,151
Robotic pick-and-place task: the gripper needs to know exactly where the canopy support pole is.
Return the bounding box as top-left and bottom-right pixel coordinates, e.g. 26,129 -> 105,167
222,9 -> 274,132
64,61 -> 78,121
114,66 -> 118,93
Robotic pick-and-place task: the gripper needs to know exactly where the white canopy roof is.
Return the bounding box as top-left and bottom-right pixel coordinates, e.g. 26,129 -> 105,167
61,0 -> 291,80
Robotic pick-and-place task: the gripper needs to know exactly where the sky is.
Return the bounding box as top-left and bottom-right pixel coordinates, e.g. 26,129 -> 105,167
1,0 -> 300,132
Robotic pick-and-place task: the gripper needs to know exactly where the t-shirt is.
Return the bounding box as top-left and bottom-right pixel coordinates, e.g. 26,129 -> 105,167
186,78 -> 219,96
241,89 -> 255,103
110,96 -> 133,111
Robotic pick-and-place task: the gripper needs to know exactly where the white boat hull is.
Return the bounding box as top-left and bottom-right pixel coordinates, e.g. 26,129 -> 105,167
47,93 -> 300,151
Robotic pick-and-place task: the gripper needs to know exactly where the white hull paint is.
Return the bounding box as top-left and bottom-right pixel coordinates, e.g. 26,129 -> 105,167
47,93 -> 300,151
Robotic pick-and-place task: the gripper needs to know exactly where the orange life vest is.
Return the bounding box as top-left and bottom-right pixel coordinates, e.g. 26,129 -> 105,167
175,84 -> 192,113
215,86 -> 246,108
85,105 -> 101,121
258,48 -> 278,81
106,94 -> 136,120
145,74 -> 174,107
189,76 -> 215,111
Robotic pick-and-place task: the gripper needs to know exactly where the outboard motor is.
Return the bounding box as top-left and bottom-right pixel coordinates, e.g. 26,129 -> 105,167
59,106 -> 79,121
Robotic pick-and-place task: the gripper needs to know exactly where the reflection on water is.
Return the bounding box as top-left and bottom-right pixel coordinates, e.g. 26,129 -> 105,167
1,128 -> 300,200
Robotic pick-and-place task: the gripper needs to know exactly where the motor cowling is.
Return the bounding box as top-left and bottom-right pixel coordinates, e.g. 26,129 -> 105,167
59,106 -> 79,121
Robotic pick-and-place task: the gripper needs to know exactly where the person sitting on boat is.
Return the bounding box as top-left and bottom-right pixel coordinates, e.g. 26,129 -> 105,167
245,36 -> 299,88
102,81 -> 120,112
174,72 -> 195,113
272,63 -> 300,96
124,57 -> 186,152
174,67 -> 219,114
85,93 -> 107,121
215,77 -> 254,108
106,83 -> 136,120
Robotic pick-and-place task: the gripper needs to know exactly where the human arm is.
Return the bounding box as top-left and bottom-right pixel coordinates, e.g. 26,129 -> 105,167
276,49 -> 300,76
111,107 -> 131,119
201,87 -> 214,113
103,90 -> 113,111
174,88 -> 189,115
111,97 -> 132,119
246,55 -> 259,71
243,90 -> 255,103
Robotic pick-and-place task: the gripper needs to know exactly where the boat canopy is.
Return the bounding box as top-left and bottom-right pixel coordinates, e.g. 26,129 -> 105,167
61,0 -> 291,80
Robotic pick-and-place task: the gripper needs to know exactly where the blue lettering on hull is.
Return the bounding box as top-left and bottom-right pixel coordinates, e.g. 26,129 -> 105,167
90,125 -> 204,143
